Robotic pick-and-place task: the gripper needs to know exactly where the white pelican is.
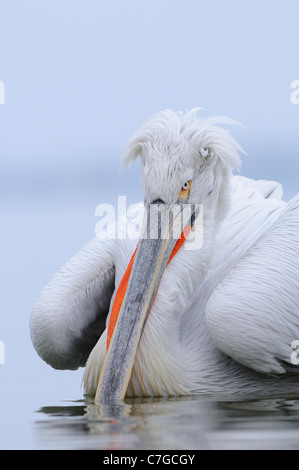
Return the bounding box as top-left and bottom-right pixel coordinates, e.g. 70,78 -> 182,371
30,109 -> 299,403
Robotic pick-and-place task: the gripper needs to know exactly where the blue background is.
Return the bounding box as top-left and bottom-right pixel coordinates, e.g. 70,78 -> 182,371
1,0 -> 299,197
0,0 -> 298,448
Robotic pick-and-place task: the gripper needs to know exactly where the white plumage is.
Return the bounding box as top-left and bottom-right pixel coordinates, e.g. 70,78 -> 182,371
30,109 -> 299,399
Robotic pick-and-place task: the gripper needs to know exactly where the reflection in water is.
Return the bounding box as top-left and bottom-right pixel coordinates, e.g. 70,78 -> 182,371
34,395 -> 299,450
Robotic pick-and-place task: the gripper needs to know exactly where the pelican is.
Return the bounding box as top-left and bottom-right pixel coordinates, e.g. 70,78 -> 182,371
30,109 -> 299,403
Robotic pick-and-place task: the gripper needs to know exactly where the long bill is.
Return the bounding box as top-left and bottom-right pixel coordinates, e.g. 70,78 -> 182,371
95,202 -> 197,403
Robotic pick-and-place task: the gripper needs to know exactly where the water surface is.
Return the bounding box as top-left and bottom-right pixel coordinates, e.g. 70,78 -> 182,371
33,395 -> 299,450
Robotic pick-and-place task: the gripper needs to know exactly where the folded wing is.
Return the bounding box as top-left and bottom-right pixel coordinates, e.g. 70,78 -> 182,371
30,237 -> 116,370
205,179 -> 299,375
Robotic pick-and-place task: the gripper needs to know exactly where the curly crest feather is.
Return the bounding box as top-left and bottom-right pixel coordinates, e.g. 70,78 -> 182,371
121,108 -> 244,172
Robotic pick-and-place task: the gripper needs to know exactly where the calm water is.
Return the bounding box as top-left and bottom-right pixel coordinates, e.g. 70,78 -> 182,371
1,178 -> 299,450
32,395 -> 299,450
2,389 -> 299,450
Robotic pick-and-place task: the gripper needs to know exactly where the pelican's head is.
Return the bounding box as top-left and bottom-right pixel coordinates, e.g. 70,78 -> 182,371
95,108 -> 243,402
123,108 -> 242,219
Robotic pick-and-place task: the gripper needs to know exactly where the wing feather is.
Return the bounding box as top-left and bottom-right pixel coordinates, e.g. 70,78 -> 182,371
30,237 -> 115,370
205,192 -> 299,375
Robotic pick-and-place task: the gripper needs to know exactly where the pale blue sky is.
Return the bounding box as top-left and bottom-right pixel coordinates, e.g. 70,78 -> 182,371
0,0 -> 298,200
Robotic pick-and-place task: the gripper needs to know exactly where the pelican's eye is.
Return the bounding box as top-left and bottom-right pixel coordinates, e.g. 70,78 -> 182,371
179,180 -> 191,201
